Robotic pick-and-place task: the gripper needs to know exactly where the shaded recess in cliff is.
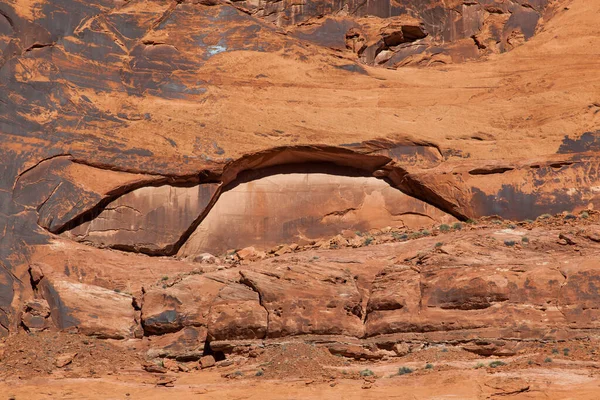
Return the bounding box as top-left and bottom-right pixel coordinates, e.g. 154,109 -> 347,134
56,143 -> 462,255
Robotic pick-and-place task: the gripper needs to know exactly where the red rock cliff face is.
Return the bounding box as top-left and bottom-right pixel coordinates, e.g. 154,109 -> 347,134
1,0 -> 600,363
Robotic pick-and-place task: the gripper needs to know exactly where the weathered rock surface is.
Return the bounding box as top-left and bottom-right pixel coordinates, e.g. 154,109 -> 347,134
37,273 -> 141,339
141,275 -> 224,335
0,0 -> 599,374
179,166 -> 455,255
65,183 -> 219,253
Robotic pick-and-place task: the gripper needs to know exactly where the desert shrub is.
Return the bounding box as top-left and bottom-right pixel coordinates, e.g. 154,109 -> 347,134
564,213 -> 577,220
552,348 -> 559,354
489,361 -> 506,368
439,224 -> 450,232
504,240 -> 516,247
255,369 -> 264,377
521,237 -> 529,243
161,276 -> 169,281
544,357 -> 552,363
363,237 -> 374,246
421,230 -> 431,236
360,369 -> 374,377
563,348 -> 570,356
466,219 -> 476,224
474,363 -> 485,369
580,211 -> 590,219
398,367 -> 413,375
425,363 -> 434,370
435,242 -> 443,248
452,222 -> 463,230
538,214 -> 552,220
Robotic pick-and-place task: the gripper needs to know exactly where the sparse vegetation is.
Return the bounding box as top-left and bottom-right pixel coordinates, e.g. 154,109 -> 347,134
161,276 -> 169,281
507,224 -> 517,229
363,237 -> 374,246
466,219 -> 476,224
408,232 -> 422,239
525,219 -> 534,224
521,236 -> 529,243
452,222 -> 463,230
552,348 -> 559,355
425,363 -> 434,370
538,214 -> 552,220
580,211 -> 590,219
504,240 -> 516,247
439,224 -> 450,232
255,369 -> 264,377
564,213 -> 577,220
421,229 -> 431,236
435,242 -> 443,248
360,369 -> 375,377
398,367 -> 414,375
563,348 -> 570,356
474,362 -> 485,369
544,357 -> 553,363
489,361 -> 506,368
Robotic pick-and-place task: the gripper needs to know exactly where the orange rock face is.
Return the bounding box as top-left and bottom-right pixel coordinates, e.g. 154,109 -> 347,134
1,0 -> 600,393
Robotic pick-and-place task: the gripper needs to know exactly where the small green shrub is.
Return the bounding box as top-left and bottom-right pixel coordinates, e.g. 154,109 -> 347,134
408,232 -> 422,239
507,224 -> 517,229
580,211 -> 590,219
355,231 -> 364,237
489,361 -> 506,368
439,224 -> 450,232
421,229 -> 431,236
441,348 -> 448,353
525,219 -> 534,224
360,369 -> 374,377
452,222 -> 463,230
492,220 -> 503,225
563,348 -> 570,356
161,276 -> 169,281
544,357 -> 552,363
504,240 -> 516,247
255,369 -> 264,377
564,213 -> 577,220
474,362 -> 485,369
552,348 -> 559,355
363,237 -> 374,246
538,214 -> 552,220
466,219 -> 476,224
435,242 -> 443,248
398,367 -> 414,375
521,237 -> 529,243
425,363 -> 434,370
